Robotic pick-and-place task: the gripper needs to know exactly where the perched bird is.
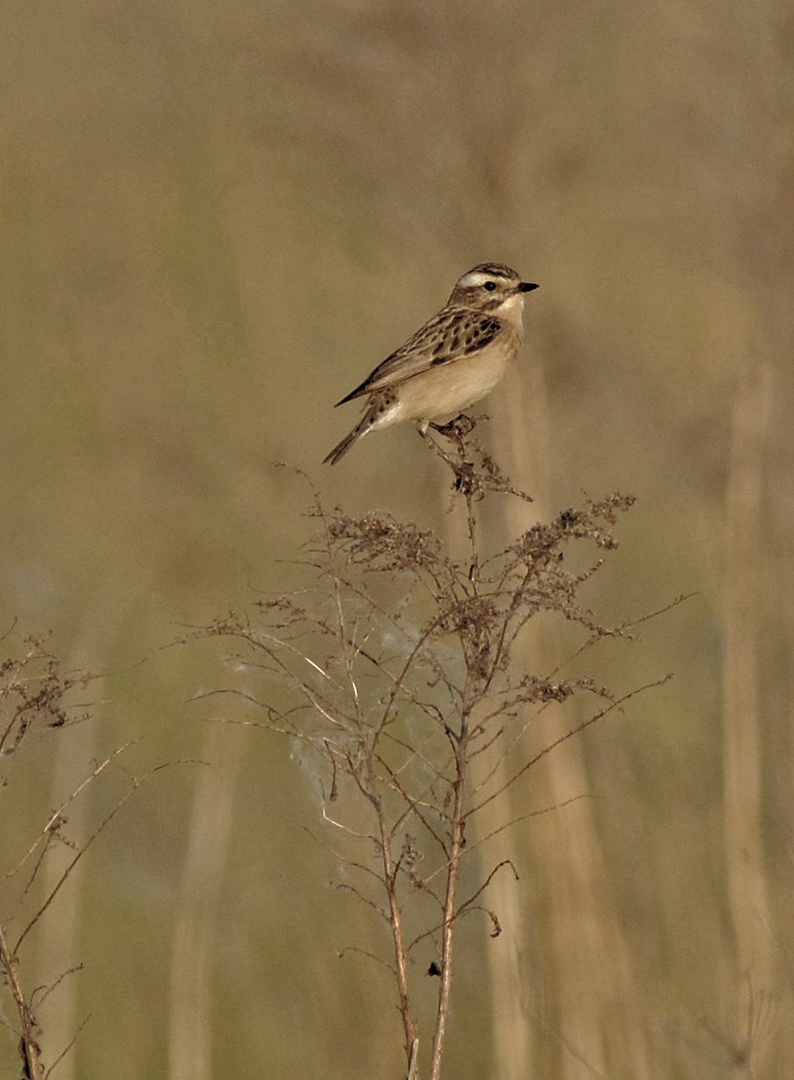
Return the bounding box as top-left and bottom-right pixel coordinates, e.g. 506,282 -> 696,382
323,263 -> 538,465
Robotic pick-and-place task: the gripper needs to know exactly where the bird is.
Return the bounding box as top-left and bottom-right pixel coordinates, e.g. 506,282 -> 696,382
323,263 -> 538,465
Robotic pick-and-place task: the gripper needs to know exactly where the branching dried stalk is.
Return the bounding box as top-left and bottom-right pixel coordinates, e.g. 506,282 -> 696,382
0,637 -> 179,1079
190,418 -> 677,1080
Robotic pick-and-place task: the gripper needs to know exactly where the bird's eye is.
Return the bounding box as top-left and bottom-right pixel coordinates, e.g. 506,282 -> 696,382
483,281 -> 497,291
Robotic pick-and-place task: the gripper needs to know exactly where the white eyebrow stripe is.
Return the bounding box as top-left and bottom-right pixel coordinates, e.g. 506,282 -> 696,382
459,271 -> 499,288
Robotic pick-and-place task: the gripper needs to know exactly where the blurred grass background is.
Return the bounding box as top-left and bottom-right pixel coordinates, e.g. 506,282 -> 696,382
1,0 -> 792,1077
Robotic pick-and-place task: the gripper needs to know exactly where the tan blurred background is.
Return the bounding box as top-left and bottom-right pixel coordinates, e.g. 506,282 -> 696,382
2,1 -> 792,1077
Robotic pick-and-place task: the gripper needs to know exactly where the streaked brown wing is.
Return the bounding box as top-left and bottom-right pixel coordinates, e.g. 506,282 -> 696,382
335,310 -> 503,405
428,313 -> 502,365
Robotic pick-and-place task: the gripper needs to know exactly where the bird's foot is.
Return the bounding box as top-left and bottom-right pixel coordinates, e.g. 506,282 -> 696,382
429,413 -> 479,439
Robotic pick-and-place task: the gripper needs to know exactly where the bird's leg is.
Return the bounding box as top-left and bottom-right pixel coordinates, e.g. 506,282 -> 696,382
417,422 -> 458,468
417,418 -> 481,499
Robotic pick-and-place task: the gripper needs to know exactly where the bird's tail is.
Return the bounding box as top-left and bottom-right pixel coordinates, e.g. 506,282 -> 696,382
323,406 -> 379,465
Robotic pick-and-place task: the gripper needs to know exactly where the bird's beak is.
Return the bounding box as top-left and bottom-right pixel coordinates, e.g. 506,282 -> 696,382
518,282 -> 539,293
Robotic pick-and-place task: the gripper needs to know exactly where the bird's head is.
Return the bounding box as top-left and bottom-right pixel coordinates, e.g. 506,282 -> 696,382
448,263 -> 538,314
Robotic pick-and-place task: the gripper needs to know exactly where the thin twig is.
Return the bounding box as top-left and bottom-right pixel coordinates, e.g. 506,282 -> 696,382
14,761 -> 180,954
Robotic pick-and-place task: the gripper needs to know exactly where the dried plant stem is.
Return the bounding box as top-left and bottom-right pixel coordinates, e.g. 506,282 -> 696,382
14,762 -> 172,955
377,792 -> 418,1057
194,419 -> 671,1080
0,923 -> 43,1080
429,750 -> 466,1080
